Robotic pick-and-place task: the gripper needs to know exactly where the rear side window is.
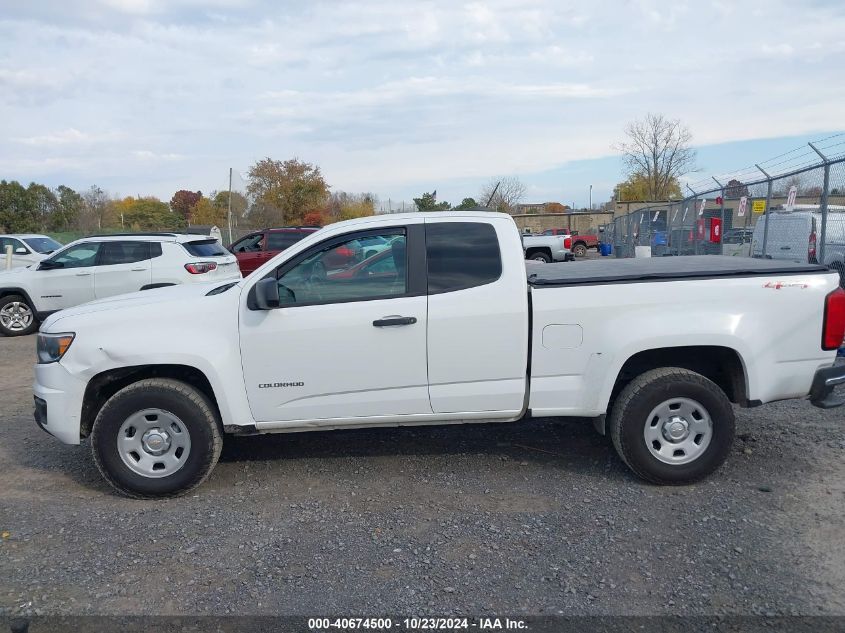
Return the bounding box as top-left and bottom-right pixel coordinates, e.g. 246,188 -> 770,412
267,232 -> 306,251
426,222 -> 502,293
183,239 -> 227,257
99,241 -> 151,265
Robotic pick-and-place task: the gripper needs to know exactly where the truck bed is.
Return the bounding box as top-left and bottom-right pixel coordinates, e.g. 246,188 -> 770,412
527,255 -> 830,287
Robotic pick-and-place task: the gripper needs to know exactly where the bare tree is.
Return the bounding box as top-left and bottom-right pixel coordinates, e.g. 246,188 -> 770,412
479,176 -> 526,212
617,113 -> 696,200
79,185 -> 111,231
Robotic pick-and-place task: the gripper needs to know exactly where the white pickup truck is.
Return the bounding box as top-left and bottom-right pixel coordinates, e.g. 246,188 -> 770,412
33,212 -> 845,498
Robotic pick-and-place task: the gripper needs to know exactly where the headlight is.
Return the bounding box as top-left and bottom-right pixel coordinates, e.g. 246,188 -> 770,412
37,332 -> 75,364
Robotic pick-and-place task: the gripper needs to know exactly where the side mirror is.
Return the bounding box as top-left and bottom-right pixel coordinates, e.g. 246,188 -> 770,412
37,260 -> 62,271
15,247 -> 28,255
254,277 -> 281,310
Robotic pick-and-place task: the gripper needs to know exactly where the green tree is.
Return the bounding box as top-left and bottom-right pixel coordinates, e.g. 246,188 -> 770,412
120,197 -> 185,231
27,183 -> 58,232
0,180 -> 36,233
413,191 -> 450,211
613,172 -> 682,202
247,158 -> 329,226
454,197 -> 479,210
54,185 -> 83,231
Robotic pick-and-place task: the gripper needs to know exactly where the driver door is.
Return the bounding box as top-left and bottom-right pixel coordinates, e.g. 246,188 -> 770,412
239,225 -> 431,424
36,242 -> 100,312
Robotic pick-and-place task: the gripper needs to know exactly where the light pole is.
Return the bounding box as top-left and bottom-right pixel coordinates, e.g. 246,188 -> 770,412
589,185 -> 592,210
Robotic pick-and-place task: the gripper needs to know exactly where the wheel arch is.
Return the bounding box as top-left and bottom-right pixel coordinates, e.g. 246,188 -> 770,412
80,364 -> 221,439
606,345 -> 750,414
525,246 -> 552,257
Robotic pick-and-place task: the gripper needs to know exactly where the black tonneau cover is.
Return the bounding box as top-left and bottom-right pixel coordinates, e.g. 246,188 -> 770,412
527,255 -> 830,287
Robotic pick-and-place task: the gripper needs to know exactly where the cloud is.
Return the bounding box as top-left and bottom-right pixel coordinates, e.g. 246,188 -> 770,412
0,0 -> 842,205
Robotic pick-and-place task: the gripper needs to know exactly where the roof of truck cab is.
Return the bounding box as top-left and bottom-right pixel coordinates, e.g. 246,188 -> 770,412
527,255 -> 830,287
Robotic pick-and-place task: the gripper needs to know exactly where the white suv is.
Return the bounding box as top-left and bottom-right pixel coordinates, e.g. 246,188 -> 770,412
0,234 -> 63,269
0,233 -> 241,336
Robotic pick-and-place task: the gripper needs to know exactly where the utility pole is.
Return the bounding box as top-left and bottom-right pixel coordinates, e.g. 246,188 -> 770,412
589,184 -> 592,210
227,167 -> 233,245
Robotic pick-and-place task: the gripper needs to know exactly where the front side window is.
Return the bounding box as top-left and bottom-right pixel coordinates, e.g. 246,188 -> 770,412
99,241 -> 151,265
276,231 -> 406,306
45,242 -> 101,269
232,234 -> 264,253
0,238 -> 24,253
426,222 -> 502,293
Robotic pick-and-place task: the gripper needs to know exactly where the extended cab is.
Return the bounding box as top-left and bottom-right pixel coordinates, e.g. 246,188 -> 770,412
32,212 -> 845,498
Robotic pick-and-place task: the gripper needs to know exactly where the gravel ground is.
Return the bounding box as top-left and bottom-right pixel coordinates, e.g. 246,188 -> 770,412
1,332 -> 844,618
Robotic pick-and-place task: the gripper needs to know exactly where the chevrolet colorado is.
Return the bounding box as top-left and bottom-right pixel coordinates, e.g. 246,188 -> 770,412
32,212 -> 845,498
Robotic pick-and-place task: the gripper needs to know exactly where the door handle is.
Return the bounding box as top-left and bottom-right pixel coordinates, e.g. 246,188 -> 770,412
131,267 -> 146,271
75,272 -> 92,276
373,316 -> 417,327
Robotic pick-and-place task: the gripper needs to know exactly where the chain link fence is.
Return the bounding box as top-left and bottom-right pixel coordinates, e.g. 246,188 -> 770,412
603,146 -> 845,288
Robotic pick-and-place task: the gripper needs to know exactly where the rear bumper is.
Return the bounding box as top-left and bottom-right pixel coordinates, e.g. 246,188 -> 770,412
809,363 -> 845,409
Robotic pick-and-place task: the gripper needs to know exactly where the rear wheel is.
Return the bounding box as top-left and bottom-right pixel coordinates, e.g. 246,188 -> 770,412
608,368 -> 735,484
528,251 -> 551,263
90,378 -> 222,498
572,243 -> 588,258
0,294 -> 37,337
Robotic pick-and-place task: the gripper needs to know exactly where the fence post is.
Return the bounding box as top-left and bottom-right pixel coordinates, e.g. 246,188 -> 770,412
693,196 -> 700,255
713,177 -> 725,256
809,143 -> 831,265
756,164 -> 773,258
4,245 -> 11,270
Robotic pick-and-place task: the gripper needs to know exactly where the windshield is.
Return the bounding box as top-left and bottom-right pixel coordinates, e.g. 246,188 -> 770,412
23,237 -> 62,253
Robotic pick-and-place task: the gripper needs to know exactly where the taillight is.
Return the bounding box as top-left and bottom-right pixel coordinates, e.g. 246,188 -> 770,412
822,287 -> 845,351
563,237 -> 572,249
184,262 -> 218,274
809,232 -> 817,263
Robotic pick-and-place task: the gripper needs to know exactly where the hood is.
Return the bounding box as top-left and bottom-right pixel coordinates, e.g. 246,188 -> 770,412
42,281 -> 243,331
0,266 -> 29,279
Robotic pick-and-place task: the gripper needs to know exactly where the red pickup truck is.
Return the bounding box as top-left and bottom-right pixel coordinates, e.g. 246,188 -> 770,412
540,229 -> 599,257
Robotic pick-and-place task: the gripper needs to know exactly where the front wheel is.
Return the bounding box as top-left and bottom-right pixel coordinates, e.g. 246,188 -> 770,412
90,378 -> 223,498
608,368 -> 735,484
0,294 -> 38,336
572,243 -> 588,258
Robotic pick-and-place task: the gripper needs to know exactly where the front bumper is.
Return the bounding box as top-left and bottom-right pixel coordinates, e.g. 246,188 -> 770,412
32,361 -> 86,444
809,363 -> 845,409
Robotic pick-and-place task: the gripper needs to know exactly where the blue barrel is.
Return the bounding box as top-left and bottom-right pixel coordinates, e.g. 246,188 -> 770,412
600,242 -> 612,257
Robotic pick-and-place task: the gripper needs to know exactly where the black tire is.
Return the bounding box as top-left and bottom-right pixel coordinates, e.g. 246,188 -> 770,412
90,378 -> 223,499
0,294 -> 38,337
527,251 -> 551,263
573,243 -> 588,258
608,367 -> 735,485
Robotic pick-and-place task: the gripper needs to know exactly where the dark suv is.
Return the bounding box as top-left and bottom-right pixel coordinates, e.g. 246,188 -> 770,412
229,227 -> 320,275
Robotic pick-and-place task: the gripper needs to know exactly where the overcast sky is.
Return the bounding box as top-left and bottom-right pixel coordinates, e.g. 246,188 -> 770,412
1,0 -> 843,208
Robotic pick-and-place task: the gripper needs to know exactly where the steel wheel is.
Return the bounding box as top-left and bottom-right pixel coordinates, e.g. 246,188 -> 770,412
117,408 -> 192,478
0,300 -> 34,332
643,397 -> 712,465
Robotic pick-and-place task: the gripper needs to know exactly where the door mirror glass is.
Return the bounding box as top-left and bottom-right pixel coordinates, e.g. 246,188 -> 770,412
255,277 -> 281,310
14,247 -> 28,255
